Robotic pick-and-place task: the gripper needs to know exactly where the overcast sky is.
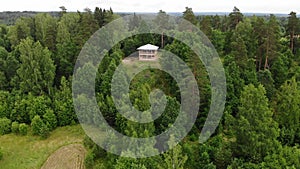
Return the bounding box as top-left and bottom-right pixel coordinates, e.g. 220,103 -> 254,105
0,0 -> 299,14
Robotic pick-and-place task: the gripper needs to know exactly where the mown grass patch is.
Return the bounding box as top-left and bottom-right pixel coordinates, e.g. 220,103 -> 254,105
0,125 -> 85,169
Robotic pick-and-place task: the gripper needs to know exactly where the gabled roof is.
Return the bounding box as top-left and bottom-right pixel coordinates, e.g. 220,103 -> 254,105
137,44 -> 159,50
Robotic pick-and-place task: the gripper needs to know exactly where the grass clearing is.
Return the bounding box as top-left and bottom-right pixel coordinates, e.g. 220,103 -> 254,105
0,125 -> 85,169
122,57 -> 161,77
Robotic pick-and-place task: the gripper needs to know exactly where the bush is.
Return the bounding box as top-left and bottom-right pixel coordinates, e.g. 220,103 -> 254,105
31,115 -> 49,138
43,109 -> 57,131
39,123 -> 50,139
11,121 -> 19,134
31,115 -> 43,135
19,123 -> 28,135
0,117 -> 12,135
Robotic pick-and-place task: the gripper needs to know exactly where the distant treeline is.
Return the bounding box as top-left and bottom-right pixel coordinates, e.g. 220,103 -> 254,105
0,11 -> 60,25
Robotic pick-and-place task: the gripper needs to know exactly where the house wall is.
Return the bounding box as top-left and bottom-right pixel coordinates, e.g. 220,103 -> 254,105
139,50 -> 158,60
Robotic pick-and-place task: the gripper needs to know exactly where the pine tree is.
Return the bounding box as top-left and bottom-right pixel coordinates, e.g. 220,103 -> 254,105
287,11 -> 299,54
228,6 -> 243,30
273,78 -> 300,145
234,84 -> 279,163
159,135 -> 188,169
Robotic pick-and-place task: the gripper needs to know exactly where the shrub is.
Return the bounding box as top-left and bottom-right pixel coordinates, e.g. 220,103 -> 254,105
0,117 -> 12,135
31,115 -> 49,138
31,115 -> 43,135
19,123 -> 28,135
39,123 -> 50,139
43,109 -> 57,131
11,121 -> 20,134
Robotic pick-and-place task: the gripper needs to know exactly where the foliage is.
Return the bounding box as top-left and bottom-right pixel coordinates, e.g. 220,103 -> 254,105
234,84 -> 279,163
19,123 -> 28,135
11,121 -> 19,134
0,117 -> 11,135
43,110 -> 57,131
15,38 -> 55,95
159,135 -> 188,169
84,150 -> 95,169
31,115 -> 49,138
0,7 -> 299,169
0,125 -> 85,169
273,77 -> 300,145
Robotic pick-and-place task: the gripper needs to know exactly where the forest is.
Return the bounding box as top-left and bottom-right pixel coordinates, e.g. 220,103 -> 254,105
0,6 -> 299,169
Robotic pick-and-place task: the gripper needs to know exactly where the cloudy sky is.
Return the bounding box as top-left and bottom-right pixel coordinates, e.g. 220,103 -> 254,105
0,0 -> 299,14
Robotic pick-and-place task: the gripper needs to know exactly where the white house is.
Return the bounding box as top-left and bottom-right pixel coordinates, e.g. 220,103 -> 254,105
137,44 -> 159,60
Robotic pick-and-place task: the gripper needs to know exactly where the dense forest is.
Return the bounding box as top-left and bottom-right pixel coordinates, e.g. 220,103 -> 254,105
0,6 -> 299,168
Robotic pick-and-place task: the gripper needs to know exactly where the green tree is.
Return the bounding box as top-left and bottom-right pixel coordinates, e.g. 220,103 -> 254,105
154,10 -> 171,48
54,76 -> 76,126
0,25 -> 10,50
182,7 -> 197,25
55,14 -> 79,82
155,96 -> 180,134
8,17 -> 33,47
257,70 -> 275,99
34,13 -> 57,51
234,84 -> 279,163
273,78 -> 300,145
223,55 -> 245,116
114,110 -> 160,169
263,15 -> 281,70
210,29 -> 226,55
0,46 -> 19,90
94,7 -> 104,28
0,47 -> 9,89
254,15 -> 281,70
286,11 -> 299,54
59,6 -> 67,16
230,33 -> 248,69
200,16 -> 212,38
74,9 -> 99,49
159,135 -> 188,169
235,19 -> 257,58
228,6 -> 243,30
15,38 -> 55,95
270,54 -> 290,88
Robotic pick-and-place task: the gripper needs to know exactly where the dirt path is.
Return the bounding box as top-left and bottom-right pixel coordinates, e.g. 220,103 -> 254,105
41,144 -> 86,169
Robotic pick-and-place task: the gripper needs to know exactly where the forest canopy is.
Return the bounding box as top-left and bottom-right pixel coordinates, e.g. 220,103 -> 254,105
0,6 -> 299,169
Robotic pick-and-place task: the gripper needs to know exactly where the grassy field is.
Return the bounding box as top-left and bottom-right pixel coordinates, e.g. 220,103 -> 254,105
0,125 -> 85,169
122,57 -> 161,77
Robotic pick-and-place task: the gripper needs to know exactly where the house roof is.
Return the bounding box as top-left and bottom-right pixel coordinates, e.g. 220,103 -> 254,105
137,44 -> 159,50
